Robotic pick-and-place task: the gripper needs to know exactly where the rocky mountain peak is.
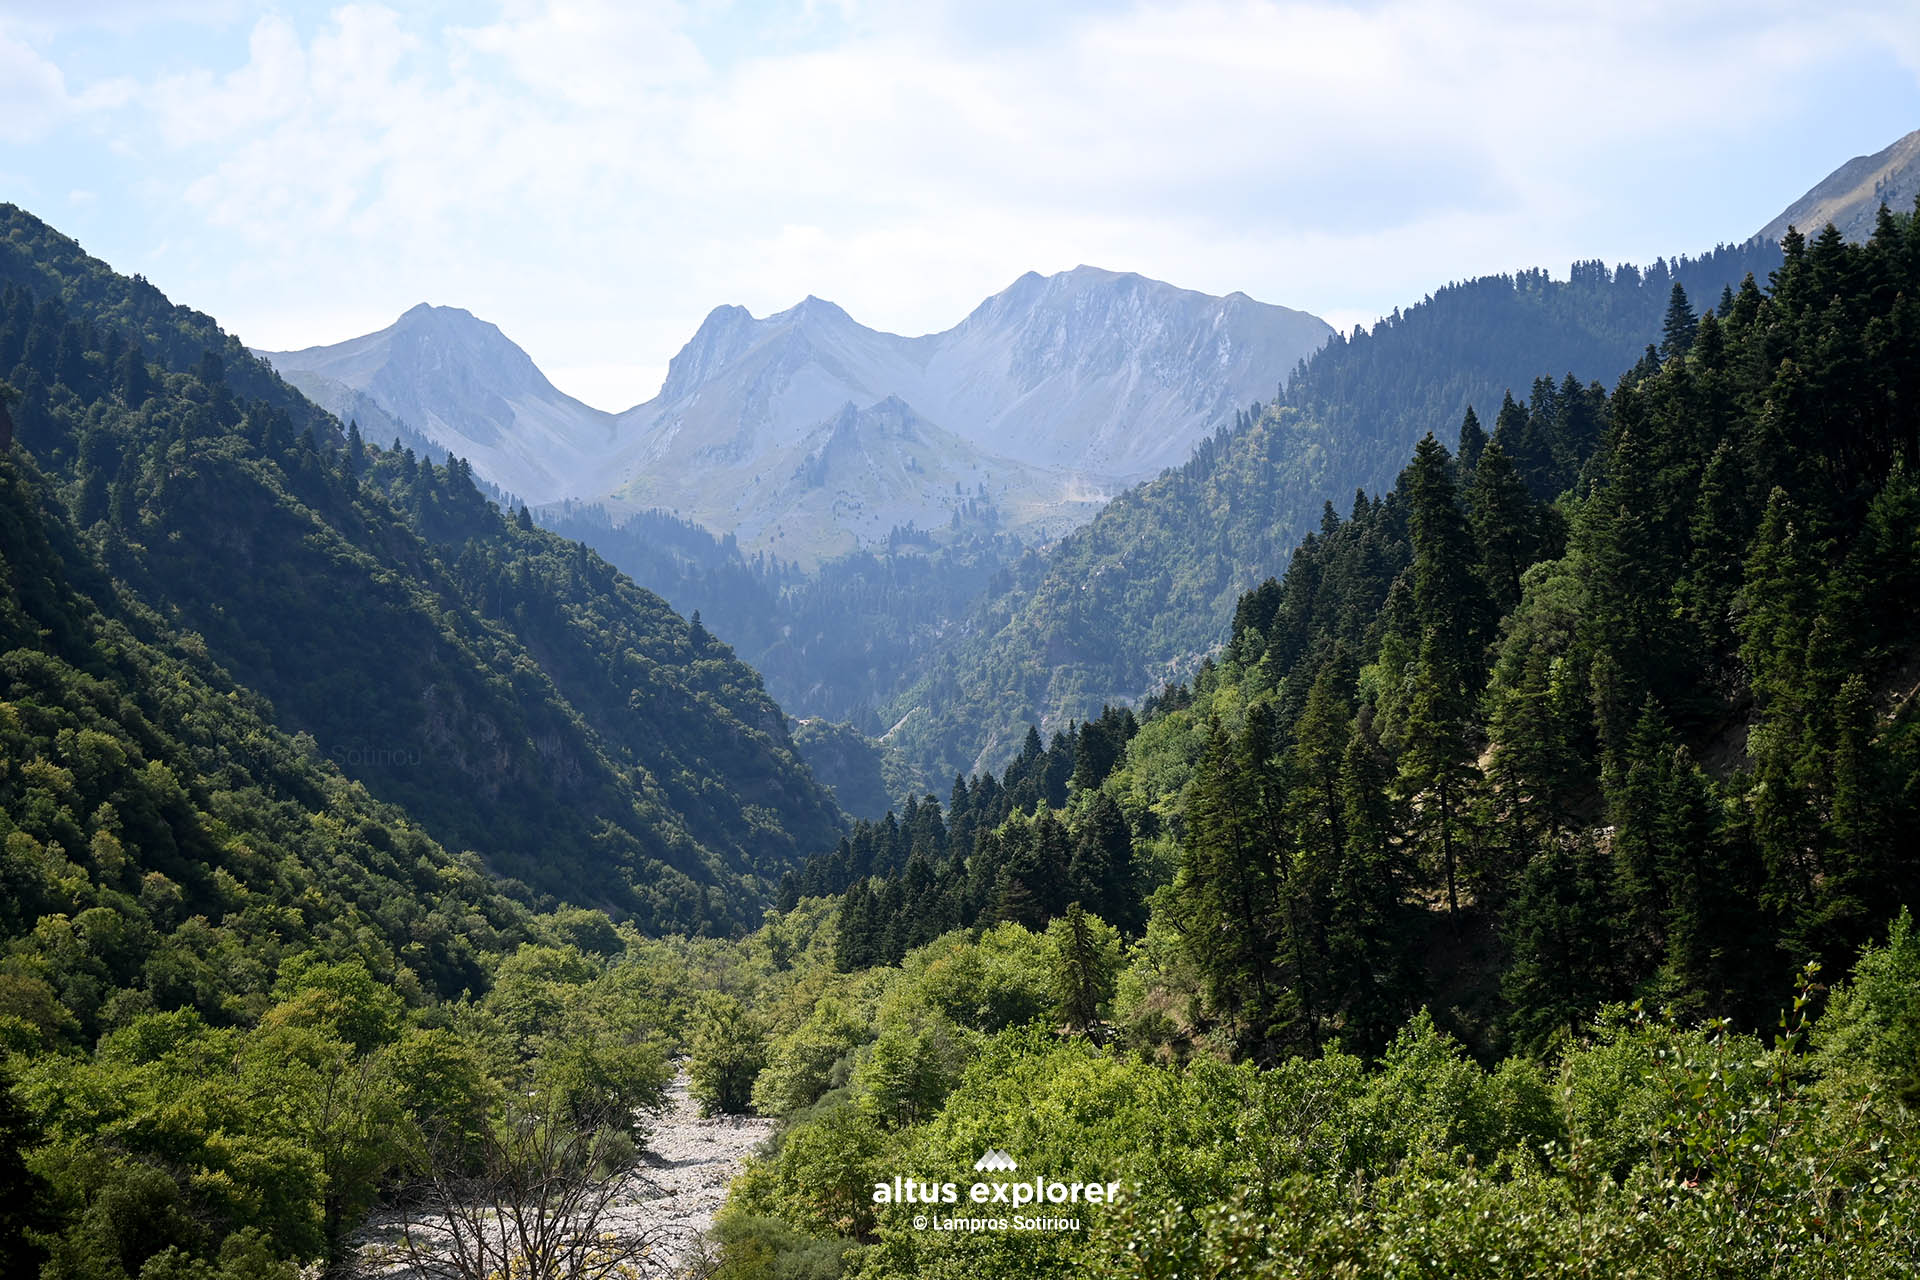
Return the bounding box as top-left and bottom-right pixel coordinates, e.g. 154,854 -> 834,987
658,303 -> 761,403
1758,126 -> 1920,244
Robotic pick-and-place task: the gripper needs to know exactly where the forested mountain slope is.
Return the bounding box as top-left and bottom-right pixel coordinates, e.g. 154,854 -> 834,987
1145,224 -> 1920,1055
884,241 -> 1784,779
0,445 -> 788,1277
0,204 -> 844,931
537,500 -> 1022,746
710,207 -> 1920,1279
0,210 -> 836,1277
835,214 -> 1919,1053
0,446 -> 533,1030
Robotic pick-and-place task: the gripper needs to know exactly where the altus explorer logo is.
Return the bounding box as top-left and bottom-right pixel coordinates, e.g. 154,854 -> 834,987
873,1149 -> 1122,1233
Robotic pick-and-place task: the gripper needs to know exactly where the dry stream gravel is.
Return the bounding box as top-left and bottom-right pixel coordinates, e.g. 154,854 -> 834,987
352,1069 -> 774,1278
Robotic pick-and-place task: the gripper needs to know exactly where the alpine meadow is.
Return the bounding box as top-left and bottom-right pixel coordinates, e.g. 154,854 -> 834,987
3,7 -> 1920,1279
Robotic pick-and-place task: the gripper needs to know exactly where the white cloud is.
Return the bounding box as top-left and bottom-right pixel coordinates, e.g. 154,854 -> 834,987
456,0 -> 708,106
0,25 -> 76,140
19,0 -> 1919,410
150,14 -> 310,145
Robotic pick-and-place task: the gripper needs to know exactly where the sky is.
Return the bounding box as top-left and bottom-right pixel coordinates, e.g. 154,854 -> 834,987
3,1 -> 1917,412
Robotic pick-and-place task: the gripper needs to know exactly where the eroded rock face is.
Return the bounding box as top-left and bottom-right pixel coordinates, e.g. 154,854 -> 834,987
618,267 -> 1330,480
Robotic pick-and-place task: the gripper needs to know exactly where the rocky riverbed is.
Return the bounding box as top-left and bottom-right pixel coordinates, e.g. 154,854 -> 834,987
614,1071 -> 779,1270
351,1070 -> 775,1277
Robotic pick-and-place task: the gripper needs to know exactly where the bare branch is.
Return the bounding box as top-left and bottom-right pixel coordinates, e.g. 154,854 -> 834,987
361,1101 -> 674,1280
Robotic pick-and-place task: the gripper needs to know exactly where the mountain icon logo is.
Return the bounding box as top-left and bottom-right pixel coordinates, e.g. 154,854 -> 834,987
974,1149 -> 1019,1172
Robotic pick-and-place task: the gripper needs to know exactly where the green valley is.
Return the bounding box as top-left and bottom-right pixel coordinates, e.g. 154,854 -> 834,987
0,44 -> 1916,1279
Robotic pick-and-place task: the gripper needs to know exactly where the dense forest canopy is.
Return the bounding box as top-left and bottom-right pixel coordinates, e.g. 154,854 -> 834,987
702,208 -> 1920,1276
877,240 -> 1784,781
0,204 -> 846,934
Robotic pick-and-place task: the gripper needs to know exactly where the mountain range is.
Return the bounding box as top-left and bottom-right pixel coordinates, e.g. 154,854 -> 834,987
266,303 -> 622,506
263,267 -> 1331,562
258,132 -> 1900,787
